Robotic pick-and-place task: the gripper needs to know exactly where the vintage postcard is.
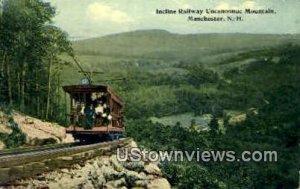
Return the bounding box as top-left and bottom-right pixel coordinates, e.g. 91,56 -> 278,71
0,0 -> 299,188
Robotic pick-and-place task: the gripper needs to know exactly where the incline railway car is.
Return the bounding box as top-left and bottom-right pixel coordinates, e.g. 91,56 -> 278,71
63,84 -> 124,142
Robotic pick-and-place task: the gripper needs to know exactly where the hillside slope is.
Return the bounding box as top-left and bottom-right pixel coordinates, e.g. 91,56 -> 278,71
72,30 -> 300,60
61,30 -> 300,86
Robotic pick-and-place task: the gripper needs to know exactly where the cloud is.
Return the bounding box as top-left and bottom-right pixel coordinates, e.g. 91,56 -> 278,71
87,2 -> 133,23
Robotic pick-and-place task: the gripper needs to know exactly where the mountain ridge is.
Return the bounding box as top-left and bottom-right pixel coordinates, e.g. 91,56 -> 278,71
72,29 -> 300,61
73,29 -> 300,42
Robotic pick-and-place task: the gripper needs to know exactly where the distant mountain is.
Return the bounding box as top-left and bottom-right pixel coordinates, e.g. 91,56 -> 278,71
62,30 -> 300,85
72,29 -> 300,61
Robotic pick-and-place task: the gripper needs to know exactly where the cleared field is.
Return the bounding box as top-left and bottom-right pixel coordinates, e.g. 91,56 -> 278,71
150,112 -> 212,128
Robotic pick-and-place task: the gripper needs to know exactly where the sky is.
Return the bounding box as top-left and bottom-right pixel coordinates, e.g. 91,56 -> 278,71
44,0 -> 300,40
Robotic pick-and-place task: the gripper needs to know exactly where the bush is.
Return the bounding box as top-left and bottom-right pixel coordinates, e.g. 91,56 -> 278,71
4,123 -> 26,148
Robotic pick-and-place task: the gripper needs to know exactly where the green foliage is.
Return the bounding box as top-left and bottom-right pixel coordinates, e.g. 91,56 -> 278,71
187,64 -> 220,87
72,30 -> 300,63
125,44 -> 300,188
0,117 -> 26,149
1,4 -> 299,187
122,66 -> 224,119
214,84 -> 300,188
0,0 -> 72,123
3,124 -> 26,148
209,114 -> 219,137
162,161 -> 222,189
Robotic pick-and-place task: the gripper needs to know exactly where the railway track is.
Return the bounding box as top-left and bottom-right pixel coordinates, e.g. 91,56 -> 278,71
0,142 -> 78,156
0,138 -> 131,168
0,138 -> 132,184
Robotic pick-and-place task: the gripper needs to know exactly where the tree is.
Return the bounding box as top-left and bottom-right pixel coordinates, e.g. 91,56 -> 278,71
209,114 -> 219,137
187,64 -> 220,87
0,0 -> 73,122
42,26 -> 72,119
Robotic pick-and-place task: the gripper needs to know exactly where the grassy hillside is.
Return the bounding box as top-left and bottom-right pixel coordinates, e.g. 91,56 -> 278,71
72,30 -> 300,60
62,30 -> 300,86
60,30 -> 300,120
59,30 -> 300,188
124,42 -> 300,189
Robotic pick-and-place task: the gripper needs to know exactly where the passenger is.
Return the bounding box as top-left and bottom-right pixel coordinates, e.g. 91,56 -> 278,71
91,93 -> 97,101
103,104 -> 110,114
75,102 -> 81,112
75,102 -> 81,123
84,104 -> 95,129
95,104 -> 104,115
84,104 -> 95,116
80,105 -> 85,115
96,92 -> 103,99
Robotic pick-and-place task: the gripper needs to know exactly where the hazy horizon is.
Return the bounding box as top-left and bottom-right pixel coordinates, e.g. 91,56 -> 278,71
44,0 -> 300,40
70,28 -> 300,41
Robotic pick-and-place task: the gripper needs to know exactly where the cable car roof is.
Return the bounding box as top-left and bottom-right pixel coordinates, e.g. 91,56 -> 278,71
63,85 -> 108,93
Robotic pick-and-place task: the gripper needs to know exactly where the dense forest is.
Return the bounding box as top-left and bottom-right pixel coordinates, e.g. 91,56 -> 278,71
0,0 -> 72,122
125,45 -> 300,188
0,0 -> 299,188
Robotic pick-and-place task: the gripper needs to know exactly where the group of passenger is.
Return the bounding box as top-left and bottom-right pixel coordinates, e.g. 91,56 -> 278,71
74,92 -> 112,129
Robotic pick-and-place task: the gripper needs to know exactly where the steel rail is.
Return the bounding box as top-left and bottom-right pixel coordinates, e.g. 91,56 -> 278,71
0,138 -> 131,168
0,143 -> 77,156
